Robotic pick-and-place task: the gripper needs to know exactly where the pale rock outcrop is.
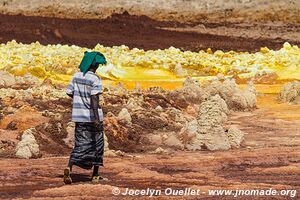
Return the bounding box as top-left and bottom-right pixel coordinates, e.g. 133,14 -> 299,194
181,77 -> 207,103
0,71 -> 16,86
204,79 -> 256,111
0,85 -> 65,101
146,134 -> 163,146
163,132 -> 184,149
17,73 -> 40,86
15,128 -> 40,158
63,122 -> 75,148
230,87 -> 257,111
126,97 -> 143,111
3,106 -> 17,114
169,77 -> 208,105
155,105 -> 163,112
117,108 -> 132,124
197,94 -> 229,133
151,147 -> 170,154
174,64 -> 188,77
278,81 -> 300,104
105,149 -> 126,157
166,107 -> 186,124
194,95 -> 230,150
0,70 -> 39,87
181,95 -> 244,151
227,126 -> 245,148
144,130 -> 185,150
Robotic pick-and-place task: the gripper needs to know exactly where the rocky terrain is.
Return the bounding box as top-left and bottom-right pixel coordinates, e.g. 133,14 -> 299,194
0,1 -> 300,52
0,96 -> 299,199
0,70 -> 299,199
0,0 -> 299,24
1,12 -> 298,53
0,71 -> 256,156
0,1 -> 299,199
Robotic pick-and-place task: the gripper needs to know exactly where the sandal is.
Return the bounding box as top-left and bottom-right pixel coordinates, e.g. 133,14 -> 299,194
63,168 -> 72,184
91,175 -> 108,183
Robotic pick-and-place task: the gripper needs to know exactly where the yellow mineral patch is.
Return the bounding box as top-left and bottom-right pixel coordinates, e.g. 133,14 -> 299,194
0,40 -> 299,91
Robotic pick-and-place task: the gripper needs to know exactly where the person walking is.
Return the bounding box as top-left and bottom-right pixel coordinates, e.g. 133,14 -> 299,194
64,51 -> 107,184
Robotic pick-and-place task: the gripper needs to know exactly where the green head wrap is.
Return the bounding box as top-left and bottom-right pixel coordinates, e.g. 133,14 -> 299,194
79,51 -> 107,74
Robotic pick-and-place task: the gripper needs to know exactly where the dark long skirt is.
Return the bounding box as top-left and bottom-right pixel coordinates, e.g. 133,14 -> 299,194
69,122 -> 104,169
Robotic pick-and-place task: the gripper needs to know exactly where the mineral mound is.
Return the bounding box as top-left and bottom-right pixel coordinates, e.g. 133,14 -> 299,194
278,81 -> 300,104
0,71 -> 252,156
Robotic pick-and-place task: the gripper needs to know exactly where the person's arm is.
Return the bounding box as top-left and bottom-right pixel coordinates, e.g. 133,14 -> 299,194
91,94 -> 101,128
66,77 -> 75,98
91,76 -> 103,130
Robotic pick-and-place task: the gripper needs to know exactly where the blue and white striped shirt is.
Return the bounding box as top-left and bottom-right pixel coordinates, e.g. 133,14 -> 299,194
66,71 -> 104,122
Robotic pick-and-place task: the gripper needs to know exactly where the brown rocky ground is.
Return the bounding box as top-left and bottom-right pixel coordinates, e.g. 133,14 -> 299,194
0,94 -> 299,199
0,0 -> 299,24
0,77 -> 299,199
0,0 -> 299,52
0,13 -> 299,52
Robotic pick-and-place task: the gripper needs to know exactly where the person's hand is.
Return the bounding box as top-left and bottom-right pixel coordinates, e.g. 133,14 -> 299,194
94,119 -> 102,132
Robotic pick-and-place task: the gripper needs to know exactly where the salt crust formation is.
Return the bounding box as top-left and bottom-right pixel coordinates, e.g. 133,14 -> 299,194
179,95 -> 244,151
15,128 -> 40,159
1,71 -> 251,152
278,81 -> 300,104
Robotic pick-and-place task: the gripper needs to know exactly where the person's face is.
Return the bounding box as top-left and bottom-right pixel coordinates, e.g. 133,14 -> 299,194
90,64 -> 99,71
